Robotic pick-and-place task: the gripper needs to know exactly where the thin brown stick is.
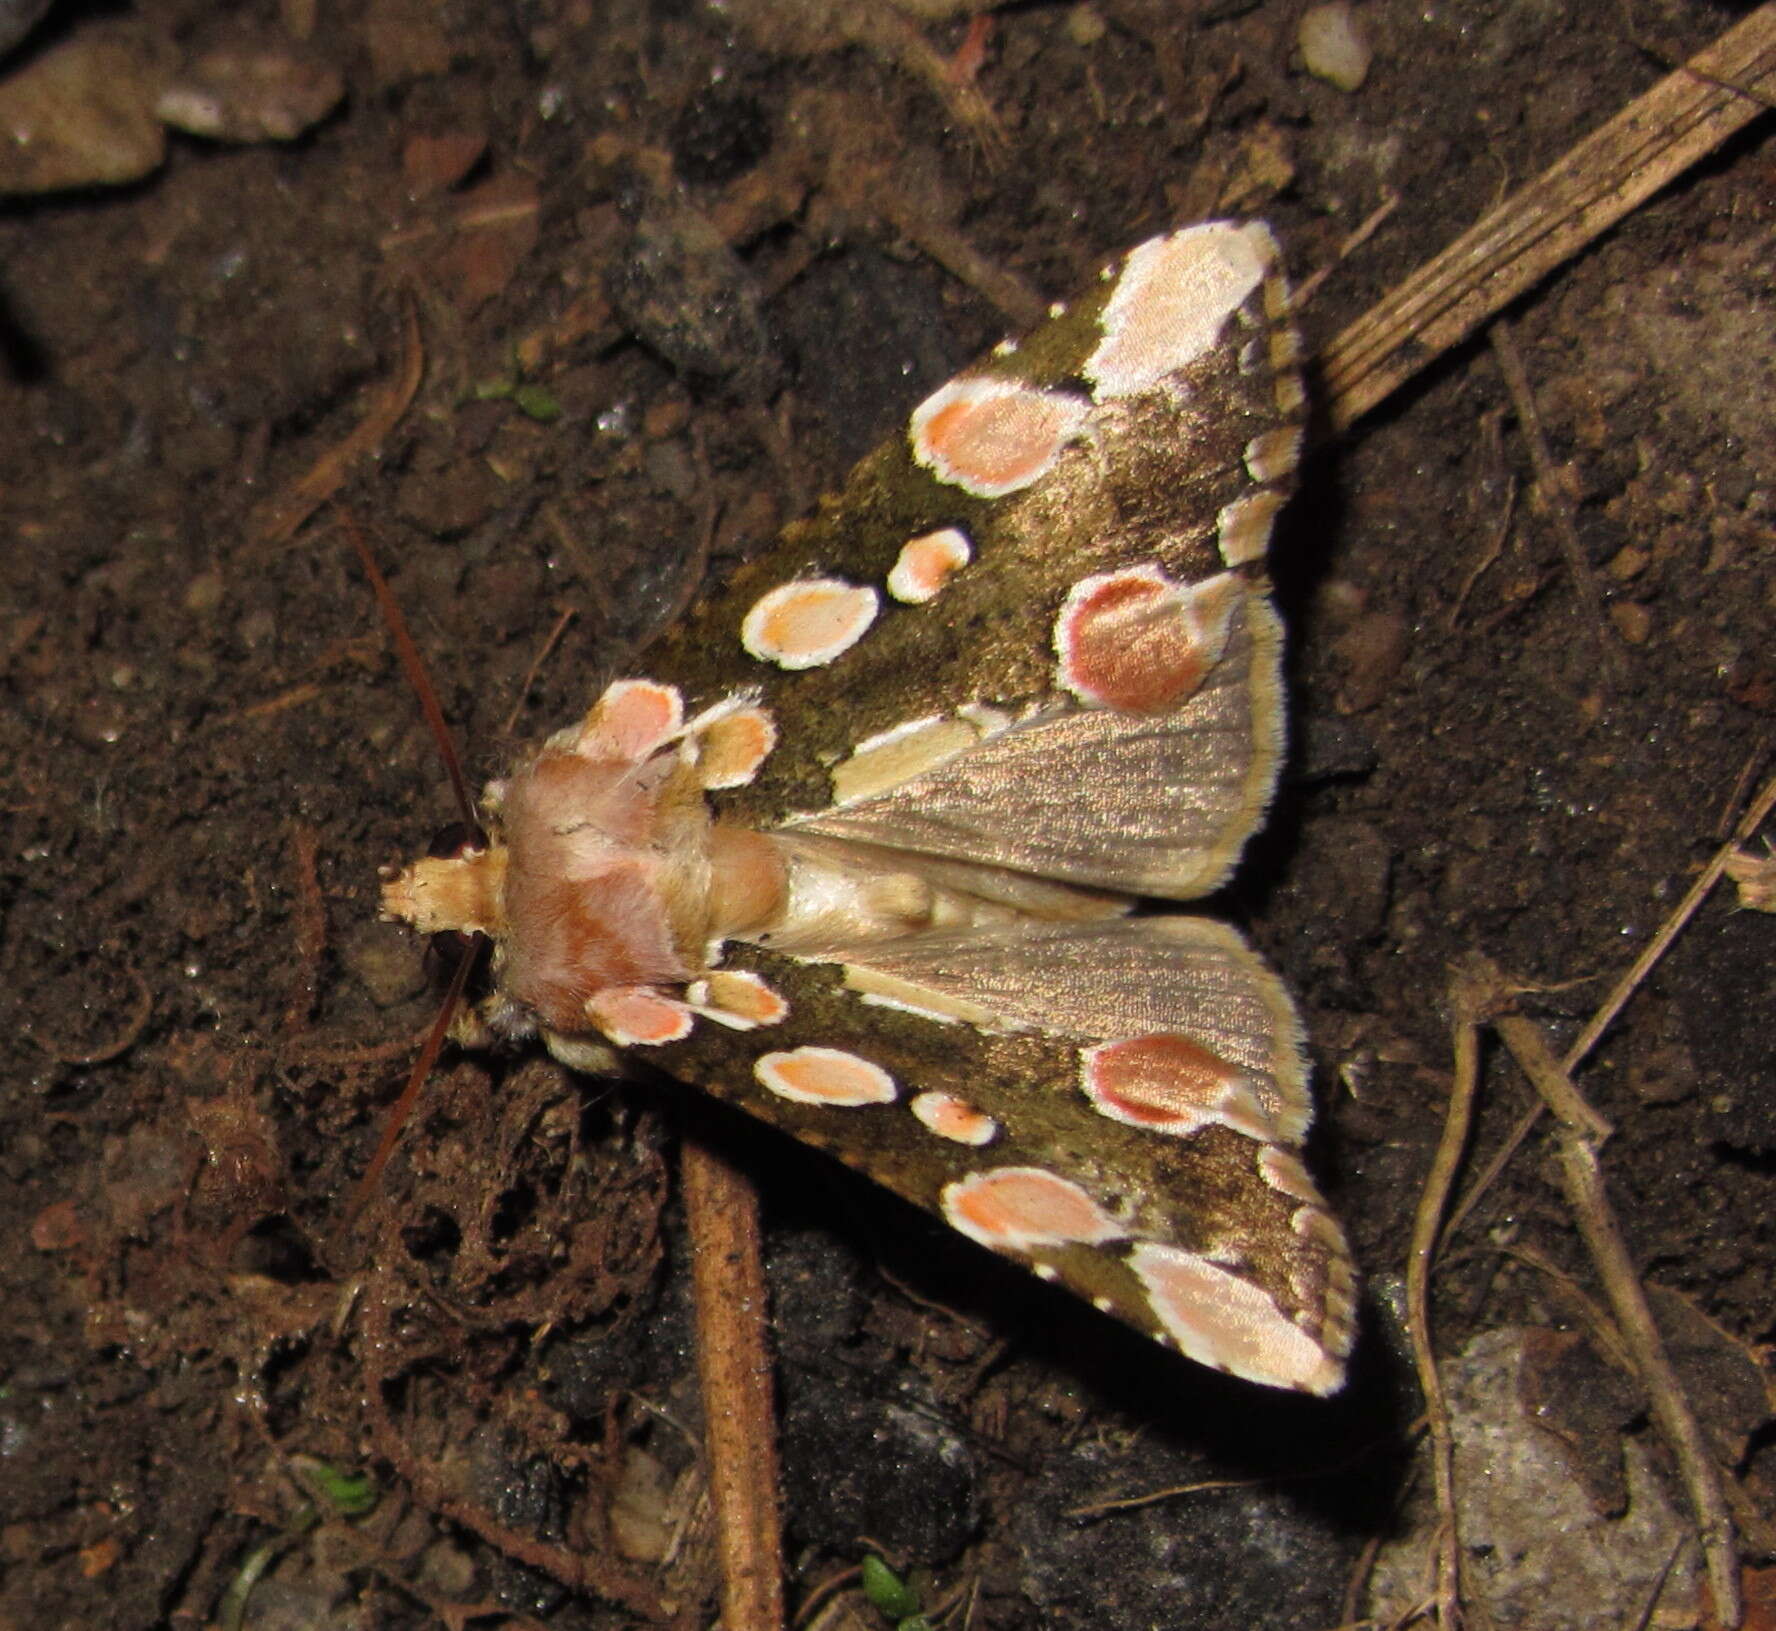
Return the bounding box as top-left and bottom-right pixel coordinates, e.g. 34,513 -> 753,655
500,607 -> 576,736
1443,769 -> 1776,1243
1566,767 -> 1776,1070
1293,191 -> 1401,310
342,511 -> 480,833
1488,318 -> 1624,685
1065,1475 -> 1259,1521
874,194 -> 1046,329
1489,981 -> 1739,1626
1403,964 -> 1489,1627
251,298 -> 425,545
282,821 -> 328,1035
25,957 -> 153,1066
680,1126 -> 785,1631
1318,6 -> 1776,431
339,942 -> 480,1234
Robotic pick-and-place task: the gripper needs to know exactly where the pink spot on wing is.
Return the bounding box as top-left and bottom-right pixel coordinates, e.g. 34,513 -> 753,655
887,527 -> 972,604
689,969 -> 789,1030
1081,1034 -> 1278,1142
586,985 -> 695,1047
1127,1242 -> 1342,1394
755,1046 -> 896,1107
695,704 -> 778,788
580,679 -> 684,762
1054,566 -> 1239,713
1085,223 -> 1275,399
741,579 -> 878,670
909,377 -> 1090,498
910,1092 -> 999,1146
942,1167 -> 1126,1253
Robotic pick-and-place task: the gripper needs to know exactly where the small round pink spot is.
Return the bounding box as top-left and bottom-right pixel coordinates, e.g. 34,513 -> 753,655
582,679 -> 684,762
909,377 -> 1091,498
1127,1242 -> 1342,1395
887,528 -> 972,604
942,1167 -> 1126,1253
692,969 -> 789,1030
755,1046 -> 897,1107
1054,567 -> 1238,713
1081,1033 -> 1277,1141
741,579 -> 878,671
586,986 -> 695,1047
910,1092 -> 999,1147
696,705 -> 778,789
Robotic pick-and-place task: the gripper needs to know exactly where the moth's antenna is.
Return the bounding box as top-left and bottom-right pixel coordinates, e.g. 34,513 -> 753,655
339,510 -> 479,832
336,507 -> 486,1235
342,941 -> 479,1227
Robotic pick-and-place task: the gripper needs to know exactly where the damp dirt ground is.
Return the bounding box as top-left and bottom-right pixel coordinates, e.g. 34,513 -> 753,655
1,2 -> 1772,1627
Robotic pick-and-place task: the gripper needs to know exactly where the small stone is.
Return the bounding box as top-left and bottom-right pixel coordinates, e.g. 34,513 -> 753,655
1299,2 -> 1372,93
0,22 -> 167,194
156,44 -> 344,142
1605,543 -> 1648,580
609,1447 -> 677,1563
642,394 -> 691,440
1066,5 -> 1107,47
1331,608 -> 1410,712
341,920 -> 428,1008
1608,601 -> 1652,645
396,456 -> 498,537
184,570 -> 226,615
415,1539 -> 477,1596
401,130 -> 488,196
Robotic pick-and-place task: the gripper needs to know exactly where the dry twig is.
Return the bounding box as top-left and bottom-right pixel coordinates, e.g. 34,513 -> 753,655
1445,770 -> 1776,1242
1318,6 -> 1776,430
681,1124 -> 787,1631
1400,964 -> 1489,1627
1477,961 -> 1740,1626
25,956 -> 154,1066
251,300 -> 425,546
1488,317 -> 1624,686
500,607 -> 577,737
282,821 -> 327,1035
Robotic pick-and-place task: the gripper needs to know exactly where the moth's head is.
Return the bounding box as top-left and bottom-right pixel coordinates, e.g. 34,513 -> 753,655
381,820 -> 508,941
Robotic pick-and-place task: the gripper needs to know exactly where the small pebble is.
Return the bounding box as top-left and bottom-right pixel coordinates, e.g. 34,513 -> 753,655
1299,2 -> 1372,93
0,23 -> 166,194
184,569 -> 226,615
1066,5 -> 1106,47
156,44 -> 343,142
341,920 -> 428,1009
1608,601 -> 1652,645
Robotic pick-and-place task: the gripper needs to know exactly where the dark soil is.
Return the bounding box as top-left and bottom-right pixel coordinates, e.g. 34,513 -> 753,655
2,1 -> 1771,1627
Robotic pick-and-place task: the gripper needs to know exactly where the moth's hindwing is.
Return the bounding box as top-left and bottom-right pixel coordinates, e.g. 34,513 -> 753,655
384,221 -> 1355,1392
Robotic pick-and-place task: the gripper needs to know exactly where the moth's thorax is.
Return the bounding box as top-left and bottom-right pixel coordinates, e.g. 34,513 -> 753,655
496,746 -> 713,1032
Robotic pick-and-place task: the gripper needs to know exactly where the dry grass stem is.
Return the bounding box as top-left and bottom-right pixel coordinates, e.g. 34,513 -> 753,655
681,1127 -> 787,1631
1317,5 -> 1776,431
1484,970 -> 1740,1626
251,299 -> 426,546
501,607 -> 577,736
1443,770 -> 1776,1244
1488,318 -> 1624,685
1401,965 -> 1490,1626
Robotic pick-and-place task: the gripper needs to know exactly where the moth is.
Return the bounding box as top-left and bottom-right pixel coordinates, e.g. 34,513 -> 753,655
382,220 -> 1358,1394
